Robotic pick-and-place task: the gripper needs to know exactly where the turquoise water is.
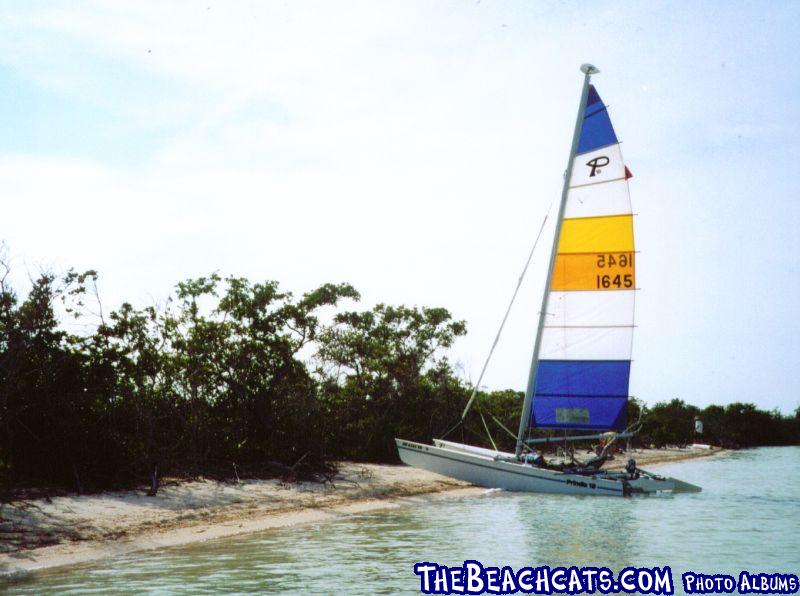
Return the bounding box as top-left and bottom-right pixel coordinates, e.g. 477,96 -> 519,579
4,447 -> 799,594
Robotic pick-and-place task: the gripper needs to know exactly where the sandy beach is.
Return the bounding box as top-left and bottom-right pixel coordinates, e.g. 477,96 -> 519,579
1,446 -> 729,577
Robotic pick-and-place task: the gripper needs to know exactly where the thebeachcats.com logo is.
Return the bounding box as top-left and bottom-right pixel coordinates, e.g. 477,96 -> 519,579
412,561 -> 800,595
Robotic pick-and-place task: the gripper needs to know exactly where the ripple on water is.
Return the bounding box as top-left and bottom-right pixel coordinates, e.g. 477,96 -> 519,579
3,447 -> 799,595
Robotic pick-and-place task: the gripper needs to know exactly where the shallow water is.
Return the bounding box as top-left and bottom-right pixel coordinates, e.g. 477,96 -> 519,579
4,447 -> 799,594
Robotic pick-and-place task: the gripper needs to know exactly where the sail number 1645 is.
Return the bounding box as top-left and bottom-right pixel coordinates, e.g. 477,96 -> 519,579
595,252 -> 634,289
596,253 -> 633,267
596,274 -> 633,288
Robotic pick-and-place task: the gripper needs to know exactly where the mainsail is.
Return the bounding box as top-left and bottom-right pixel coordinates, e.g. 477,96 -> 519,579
525,73 -> 635,439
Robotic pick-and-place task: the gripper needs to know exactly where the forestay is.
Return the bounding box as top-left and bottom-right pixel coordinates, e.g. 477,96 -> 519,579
530,85 -> 635,432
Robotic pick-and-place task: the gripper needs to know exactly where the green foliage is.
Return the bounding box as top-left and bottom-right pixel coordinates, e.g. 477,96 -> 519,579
639,398 -> 699,447
316,304 -> 468,461
0,262 -> 364,490
0,253 -> 797,493
637,399 -> 799,448
461,389 -> 524,453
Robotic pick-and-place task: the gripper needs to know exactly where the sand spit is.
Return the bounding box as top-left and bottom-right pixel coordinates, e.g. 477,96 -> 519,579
1,447 -> 728,576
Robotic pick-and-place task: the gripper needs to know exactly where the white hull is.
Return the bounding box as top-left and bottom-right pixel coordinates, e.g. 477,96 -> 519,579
396,439 -> 700,496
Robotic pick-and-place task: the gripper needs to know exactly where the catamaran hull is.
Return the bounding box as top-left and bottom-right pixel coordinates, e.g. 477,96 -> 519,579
396,439 -> 698,496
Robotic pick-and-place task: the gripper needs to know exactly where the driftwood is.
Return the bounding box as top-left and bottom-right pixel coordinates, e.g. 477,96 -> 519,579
258,452 -> 338,484
147,454 -> 341,487
146,464 -> 159,497
1,455 -> 341,503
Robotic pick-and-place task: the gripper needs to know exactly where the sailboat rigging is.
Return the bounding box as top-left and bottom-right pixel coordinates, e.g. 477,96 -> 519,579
395,64 -> 700,496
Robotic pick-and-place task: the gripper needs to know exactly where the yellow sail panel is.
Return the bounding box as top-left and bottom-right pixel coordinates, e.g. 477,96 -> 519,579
551,252 -> 635,291
557,214 -> 634,254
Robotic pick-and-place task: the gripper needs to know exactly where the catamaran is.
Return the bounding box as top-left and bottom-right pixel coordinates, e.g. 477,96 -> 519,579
395,64 -> 700,496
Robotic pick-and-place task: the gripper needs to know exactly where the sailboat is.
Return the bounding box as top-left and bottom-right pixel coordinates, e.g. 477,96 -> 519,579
395,65 -> 700,496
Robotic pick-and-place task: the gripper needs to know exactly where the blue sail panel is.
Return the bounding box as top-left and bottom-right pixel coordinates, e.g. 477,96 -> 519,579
577,85 -> 617,155
530,360 -> 629,431
531,395 -> 628,431
533,360 -> 630,397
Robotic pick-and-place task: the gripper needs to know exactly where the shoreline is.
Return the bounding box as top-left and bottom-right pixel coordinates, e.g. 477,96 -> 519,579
1,447 -> 730,577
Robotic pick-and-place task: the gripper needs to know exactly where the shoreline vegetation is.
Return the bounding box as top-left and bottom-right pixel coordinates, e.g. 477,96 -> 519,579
1,447 -> 729,576
0,257 -> 797,574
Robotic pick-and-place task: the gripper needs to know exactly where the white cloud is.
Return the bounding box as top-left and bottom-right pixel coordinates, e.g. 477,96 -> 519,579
1,1 -> 799,412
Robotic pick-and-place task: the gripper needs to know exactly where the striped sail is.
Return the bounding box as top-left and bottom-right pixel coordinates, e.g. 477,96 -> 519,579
530,85 -> 634,432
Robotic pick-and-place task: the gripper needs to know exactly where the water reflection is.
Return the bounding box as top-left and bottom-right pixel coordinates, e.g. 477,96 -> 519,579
514,494 -> 638,567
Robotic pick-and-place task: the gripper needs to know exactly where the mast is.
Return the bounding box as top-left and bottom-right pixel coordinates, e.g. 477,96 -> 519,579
514,63 -> 599,457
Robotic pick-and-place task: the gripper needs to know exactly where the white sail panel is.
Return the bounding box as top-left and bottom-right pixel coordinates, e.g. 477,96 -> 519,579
539,326 -> 633,360
564,178 -> 631,219
569,143 -> 625,188
546,290 -> 635,327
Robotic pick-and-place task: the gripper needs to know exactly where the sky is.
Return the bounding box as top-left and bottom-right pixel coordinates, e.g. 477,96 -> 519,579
1,1 -> 798,414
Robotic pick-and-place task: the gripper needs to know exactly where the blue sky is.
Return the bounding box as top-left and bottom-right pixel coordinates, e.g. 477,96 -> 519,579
1,1 -> 798,413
